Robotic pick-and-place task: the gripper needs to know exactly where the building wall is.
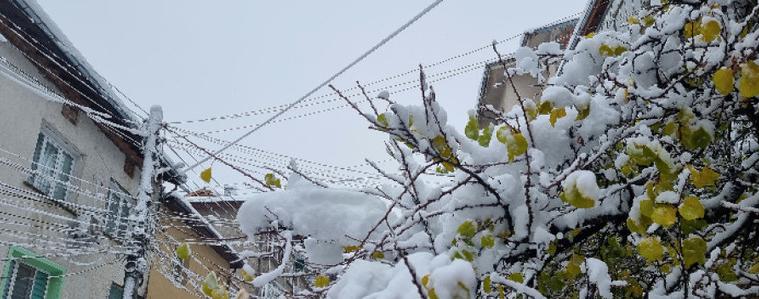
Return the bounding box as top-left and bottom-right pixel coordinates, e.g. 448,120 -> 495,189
0,38 -> 141,297
146,221 -> 232,298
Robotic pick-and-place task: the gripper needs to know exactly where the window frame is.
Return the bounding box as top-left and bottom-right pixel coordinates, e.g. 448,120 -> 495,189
0,246 -> 65,299
27,125 -> 80,202
104,179 -> 134,239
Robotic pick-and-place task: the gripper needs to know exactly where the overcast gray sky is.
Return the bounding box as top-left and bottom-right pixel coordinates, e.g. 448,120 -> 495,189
37,0 -> 587,188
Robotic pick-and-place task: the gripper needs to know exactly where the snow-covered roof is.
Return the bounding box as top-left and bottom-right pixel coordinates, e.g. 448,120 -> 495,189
13,0 -> 139,123
0,32 -> 6,43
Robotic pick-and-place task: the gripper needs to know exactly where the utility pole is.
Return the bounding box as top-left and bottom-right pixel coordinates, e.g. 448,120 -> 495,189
123,106 -> 163,299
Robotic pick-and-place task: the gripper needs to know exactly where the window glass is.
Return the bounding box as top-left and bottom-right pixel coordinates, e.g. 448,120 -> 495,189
28,131 -> 77,201
105,180 -> 132,238
3,262 -> 48,299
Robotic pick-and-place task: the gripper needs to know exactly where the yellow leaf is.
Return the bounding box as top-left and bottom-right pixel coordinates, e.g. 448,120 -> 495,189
537,101 -> 554,115
739,60 -> 759,99
749,263 -> 759,274
342,245 -> 360,253
678,195 -> 705,220
421,274 -> 430,287
652,205 -> 677,227
200,167 -> 212,183
638,237 -> 664,262
627,16 -> 640,25
701,19 -> 721,42
599,44 -> 615,56
712,68 -> 734,96
575,105 -> 591,121
643,15 -> 656,27
549,107 -> 567,127
683,19 -> 702,38
428,288 -> 439,299
371,251 -> 385,260
314,274 -> 331,288
689,165 -> 720,188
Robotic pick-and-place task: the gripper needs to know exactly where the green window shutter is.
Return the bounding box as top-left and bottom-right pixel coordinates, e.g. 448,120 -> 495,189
107,283 -> 123,299
31,271 -> 48,299
0,247 -> 65,299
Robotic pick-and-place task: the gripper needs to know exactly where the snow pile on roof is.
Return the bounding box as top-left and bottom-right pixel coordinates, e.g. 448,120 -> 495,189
0,32 -> 7,43
17,0 -> 139,122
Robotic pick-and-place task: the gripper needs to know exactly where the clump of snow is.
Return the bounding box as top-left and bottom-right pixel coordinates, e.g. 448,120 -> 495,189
563,170 -> 600,201
327,252 -> 475,299
583,258 -> 625,299
236,173 -> 387,246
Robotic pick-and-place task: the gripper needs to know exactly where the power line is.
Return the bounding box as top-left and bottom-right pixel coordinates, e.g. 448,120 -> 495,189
167,9 -> 583,126
182,0 -> 446,173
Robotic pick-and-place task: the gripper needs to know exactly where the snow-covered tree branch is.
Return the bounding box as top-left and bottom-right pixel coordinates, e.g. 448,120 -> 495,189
234,1 -> 759,297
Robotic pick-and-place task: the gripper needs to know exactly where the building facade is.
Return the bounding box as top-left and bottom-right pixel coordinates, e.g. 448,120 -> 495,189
0,1 -> 238,298
476,18 -> 578,125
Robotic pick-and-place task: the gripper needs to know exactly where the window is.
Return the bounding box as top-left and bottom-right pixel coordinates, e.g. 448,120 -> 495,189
28,129 -> 77,201
105,180 -> 134,238
0,246 -> 65,299
107,283 -> 143,299
107,283 -> 123,299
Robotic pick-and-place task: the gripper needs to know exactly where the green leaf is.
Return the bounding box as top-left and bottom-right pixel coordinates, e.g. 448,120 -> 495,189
640,199 -> 655,218
483,276 -> 492,293
478,125 -> 492,147
265,173 -> 282,188
465,116 -> 480,140
377,113 -> 389,128
565,254 -> 585,279
627,218 -> 647,235
202,272 -> 220,296
457,220 -> 477,239
508,133 -> 529,161
638,237 -> 664,262
682,237 -> 706,268
716,260 -> 739,282
651,205 -> 677,227
680,218 -> 707,235
560,179 -> 596,209
175,243 -> 191,262
508,273 -> 524,283
678,196 -> 705,220
480,234 -> 495,249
